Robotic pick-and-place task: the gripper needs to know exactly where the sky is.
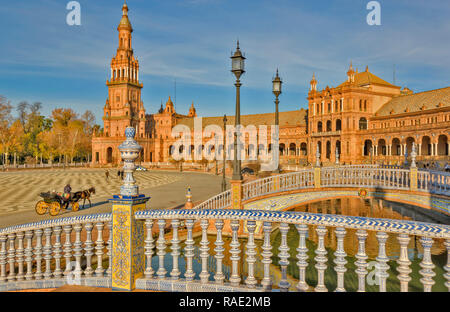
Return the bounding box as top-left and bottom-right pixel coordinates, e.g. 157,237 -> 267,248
1,0 -> 450,124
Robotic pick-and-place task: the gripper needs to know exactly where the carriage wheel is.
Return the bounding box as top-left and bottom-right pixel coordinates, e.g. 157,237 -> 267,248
72,202 -> 80,212
35,201 -> 48,215
49,201 -> 61,216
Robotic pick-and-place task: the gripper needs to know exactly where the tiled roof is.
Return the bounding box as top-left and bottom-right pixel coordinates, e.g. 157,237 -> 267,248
338,70 -> 396,88
176,109 -> 307,129
375,86 -> 450,116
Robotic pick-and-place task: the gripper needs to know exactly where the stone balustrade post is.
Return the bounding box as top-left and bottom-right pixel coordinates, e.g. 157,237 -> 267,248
111,127 -> 150,291
230,180 -> 243,210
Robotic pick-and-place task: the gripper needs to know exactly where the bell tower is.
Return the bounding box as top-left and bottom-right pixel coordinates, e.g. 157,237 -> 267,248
104,2 -> 146,139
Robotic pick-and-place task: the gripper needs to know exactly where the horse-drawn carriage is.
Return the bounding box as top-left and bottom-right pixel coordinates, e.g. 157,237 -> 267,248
35,187 -> 95,216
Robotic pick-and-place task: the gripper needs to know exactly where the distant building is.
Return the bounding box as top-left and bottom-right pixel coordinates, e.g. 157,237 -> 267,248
92,3 -> 450,166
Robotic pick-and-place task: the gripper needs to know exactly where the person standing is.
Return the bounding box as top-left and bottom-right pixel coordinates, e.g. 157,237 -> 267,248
105,170 -> 109,181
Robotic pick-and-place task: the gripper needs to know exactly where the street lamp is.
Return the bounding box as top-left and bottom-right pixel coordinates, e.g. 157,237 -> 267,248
272,69 -> 282,173
231,40 -> 245,181
222,114 -> 228,192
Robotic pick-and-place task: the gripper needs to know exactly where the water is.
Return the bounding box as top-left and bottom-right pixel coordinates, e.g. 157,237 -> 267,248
150,198 -> 448,292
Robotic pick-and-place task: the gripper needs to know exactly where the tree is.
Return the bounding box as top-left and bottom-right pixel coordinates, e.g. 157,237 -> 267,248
0,96 -> 13,165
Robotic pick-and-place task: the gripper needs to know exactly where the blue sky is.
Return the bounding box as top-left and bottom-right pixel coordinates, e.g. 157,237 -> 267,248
1,0 -> 450,124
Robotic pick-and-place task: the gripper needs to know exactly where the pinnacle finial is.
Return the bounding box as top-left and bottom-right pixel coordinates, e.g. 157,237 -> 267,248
237,39 -> 240,50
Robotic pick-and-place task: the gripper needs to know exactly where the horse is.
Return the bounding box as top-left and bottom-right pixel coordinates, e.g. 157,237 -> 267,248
72,187 -> 96,209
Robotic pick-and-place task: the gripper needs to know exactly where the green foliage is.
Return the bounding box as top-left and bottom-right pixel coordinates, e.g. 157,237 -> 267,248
0,95 -> 100,163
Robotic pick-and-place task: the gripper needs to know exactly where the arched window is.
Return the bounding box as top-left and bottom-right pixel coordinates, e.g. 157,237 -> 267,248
326,120 -> 332,132
317,121 -> 323,132
359,118 -> 368,130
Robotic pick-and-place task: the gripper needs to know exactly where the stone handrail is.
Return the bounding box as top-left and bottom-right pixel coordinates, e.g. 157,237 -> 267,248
418,170 -> 450,196
321,167 -> 411,190
0,213 -> 112,290
193,190 -> 232,210
134,209 -> 450,292
242,170 -> 315,201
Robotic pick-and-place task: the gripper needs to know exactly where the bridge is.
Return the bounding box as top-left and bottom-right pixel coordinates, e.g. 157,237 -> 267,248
0,135 -> 449,293
195,165 -> 450,216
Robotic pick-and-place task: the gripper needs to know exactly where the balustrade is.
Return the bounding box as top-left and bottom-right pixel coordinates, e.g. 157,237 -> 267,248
0,214 -> 111,290
0,163 -> 449,292
131,209 -> 450,292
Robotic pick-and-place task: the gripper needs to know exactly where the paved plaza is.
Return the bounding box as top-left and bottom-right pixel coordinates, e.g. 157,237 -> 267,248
0,168 -> 224,228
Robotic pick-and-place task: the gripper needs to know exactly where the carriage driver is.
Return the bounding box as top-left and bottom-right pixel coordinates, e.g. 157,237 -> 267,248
63,184 -> 72,202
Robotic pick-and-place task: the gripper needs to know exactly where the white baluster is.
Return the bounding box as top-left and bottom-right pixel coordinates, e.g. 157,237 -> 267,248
184,219 -> 195,281
94,222 -> 105,276
24,231 -> 34,280
397,234 -> 411,292
355,230 -> 368,292
261,222 -> 273,290
7,233 -> 16,281
295,224 -> 308,292
419,237 -> 435,292
53,226 -> 63,278
106,221 -> 112,277
34,229 -> 43,280
63,225 -> 73,277
444,240 -> 450,292
199,219 -> 210,283
43,228 -> 53,279
144,219 -> 155,278
314,226 -> 328,292
229,220 -> 241,286
156,219 -> 167,278
0,235 -> 6,282
376,231 -> 389,292
278,222 -> 291,292
170,219 -> 181,279
214,219 -> 225,284
16,232 -> 25,281
245,221 -> 257,288
334,227 -> 347,292
73,224 -> 83,278
84,223 -> 94,277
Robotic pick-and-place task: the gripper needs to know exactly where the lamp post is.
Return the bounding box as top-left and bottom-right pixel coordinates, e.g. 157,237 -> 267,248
272,69 -> 282,173
231,41 -> 245,181
222,115 -> 228,192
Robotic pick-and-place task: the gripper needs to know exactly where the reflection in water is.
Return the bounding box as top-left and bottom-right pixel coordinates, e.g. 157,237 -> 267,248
151,198 -> 448,292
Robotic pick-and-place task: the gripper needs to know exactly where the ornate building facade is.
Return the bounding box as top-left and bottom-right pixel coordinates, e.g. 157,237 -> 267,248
92,3 -> 450,167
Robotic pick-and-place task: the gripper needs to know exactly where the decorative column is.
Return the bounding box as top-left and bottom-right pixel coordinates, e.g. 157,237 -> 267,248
355,230 -> 368,292
110,127 -> 150,291
261,222 -> 273,290
410,142 -> 418,191
397,234 -> 412,292
419,237 -> 435,292
314,226 -> 328,292
334,227 -> 347,292
296,224 -> 309,291
314,144 -> 321,188
231,180 -> 243,210
376,232 -> 390,292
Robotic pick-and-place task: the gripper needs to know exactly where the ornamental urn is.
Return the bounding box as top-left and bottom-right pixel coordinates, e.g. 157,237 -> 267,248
118,127 -> 142,196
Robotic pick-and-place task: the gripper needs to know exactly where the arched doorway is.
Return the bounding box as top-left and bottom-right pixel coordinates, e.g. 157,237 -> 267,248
421,136 -> 431,155
406,137 -> 415,155
326,141 -> 331,159
300,143 -> 307,156
392,138 -> 401,156
364,140 -> 372,156
335,140 -> 341,155
378,139 -> 387,156
438,135 -> 448,155
289,143 -> 296,156
336,119 -> 342,131
326,120 -> 332,132
106,147 -> 113,163
279,143 -> 286,156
